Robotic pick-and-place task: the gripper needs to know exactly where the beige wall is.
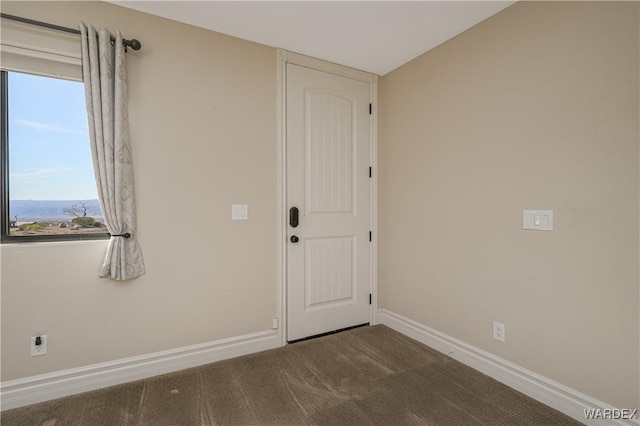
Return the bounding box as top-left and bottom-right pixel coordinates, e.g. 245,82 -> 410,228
1,1 -> 277,381
381,1 -> 639,409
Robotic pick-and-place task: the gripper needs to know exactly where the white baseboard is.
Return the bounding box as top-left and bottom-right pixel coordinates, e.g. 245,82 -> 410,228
377,309 -> 638,426
1,329 -> 280,411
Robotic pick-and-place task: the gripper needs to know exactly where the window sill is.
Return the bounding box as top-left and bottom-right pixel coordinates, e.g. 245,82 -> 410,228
1,233 -> 111,245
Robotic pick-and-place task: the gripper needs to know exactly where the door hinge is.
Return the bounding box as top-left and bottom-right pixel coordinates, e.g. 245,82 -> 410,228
369,294 -> 372,305
369,166 -> 372,178
369,103 -> 372,115
369,231 -> 372,242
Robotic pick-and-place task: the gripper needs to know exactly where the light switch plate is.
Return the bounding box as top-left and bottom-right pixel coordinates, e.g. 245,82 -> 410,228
523,210 -> 553,231
232,204 -> 248,220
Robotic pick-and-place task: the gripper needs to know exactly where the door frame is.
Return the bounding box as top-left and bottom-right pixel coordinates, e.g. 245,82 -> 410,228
276,49 -> 379,346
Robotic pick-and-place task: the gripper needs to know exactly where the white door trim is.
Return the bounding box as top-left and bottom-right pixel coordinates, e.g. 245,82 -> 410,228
276,49 -> 379,346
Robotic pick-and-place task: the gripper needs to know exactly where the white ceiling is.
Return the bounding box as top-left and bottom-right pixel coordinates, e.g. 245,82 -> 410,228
108,1 -> 515,75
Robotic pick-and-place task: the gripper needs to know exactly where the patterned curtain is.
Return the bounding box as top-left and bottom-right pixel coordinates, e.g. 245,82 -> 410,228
80,23 -> 145,280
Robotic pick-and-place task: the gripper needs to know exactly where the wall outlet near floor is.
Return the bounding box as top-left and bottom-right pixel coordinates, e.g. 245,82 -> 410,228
31,334 -> 47,356
493,321 -> 505,342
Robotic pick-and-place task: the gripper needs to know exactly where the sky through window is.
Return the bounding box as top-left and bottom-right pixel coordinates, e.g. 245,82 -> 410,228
8,72 -> 98,201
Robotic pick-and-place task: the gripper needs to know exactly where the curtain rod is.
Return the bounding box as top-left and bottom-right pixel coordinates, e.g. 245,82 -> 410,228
0,13 -> 142,51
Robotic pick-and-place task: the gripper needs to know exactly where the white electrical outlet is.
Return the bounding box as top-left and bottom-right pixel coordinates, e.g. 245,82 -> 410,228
493,321 -> 505,342
31,334 -> 47,356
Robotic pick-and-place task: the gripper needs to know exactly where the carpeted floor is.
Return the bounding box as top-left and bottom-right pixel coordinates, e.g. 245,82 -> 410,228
1,325 -> 580,425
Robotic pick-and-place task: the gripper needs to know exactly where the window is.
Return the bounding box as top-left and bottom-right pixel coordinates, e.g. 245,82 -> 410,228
1,70 -> 108,242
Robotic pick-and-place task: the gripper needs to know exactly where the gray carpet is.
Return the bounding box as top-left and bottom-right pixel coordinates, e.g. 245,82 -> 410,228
1,325 -> 580,425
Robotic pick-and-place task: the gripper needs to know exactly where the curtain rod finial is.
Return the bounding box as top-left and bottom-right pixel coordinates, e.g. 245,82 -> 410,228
126,39 -> 142,51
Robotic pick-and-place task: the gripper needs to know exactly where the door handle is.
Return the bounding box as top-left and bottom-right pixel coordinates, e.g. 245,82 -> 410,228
289,207 -> 299,228
290,235 -> 299,243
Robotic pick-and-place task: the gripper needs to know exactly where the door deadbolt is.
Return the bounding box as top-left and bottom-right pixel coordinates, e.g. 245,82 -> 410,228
290,235 -> 299,243
289,207 -> 299,228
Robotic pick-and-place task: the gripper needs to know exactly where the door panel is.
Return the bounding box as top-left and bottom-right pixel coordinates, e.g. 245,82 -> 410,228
287,64 -> 370,341
305,236 -> 354,308
306,91 -> 354,214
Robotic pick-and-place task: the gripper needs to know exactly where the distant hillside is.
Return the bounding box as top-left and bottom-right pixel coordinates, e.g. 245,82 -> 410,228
9,199 -> 104,223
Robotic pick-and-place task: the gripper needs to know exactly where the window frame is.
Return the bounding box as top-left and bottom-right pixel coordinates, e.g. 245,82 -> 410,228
0,70 -> 110,243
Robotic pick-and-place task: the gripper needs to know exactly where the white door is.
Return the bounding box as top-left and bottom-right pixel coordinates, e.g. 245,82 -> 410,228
286,63 -> 371,341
